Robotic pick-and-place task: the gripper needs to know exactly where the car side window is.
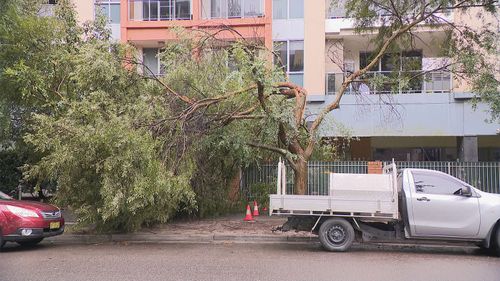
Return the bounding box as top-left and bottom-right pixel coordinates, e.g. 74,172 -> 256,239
412,171 -> 463,195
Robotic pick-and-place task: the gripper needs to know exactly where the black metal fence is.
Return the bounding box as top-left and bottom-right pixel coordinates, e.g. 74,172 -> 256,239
241,161 -> 500,196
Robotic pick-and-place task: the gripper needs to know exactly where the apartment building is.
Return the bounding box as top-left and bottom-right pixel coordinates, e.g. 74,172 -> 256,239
273,1 -> 500,162
50,0 -> 499,162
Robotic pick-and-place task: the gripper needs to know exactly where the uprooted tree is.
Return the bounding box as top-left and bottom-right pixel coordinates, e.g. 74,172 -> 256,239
141,0 -> 499,195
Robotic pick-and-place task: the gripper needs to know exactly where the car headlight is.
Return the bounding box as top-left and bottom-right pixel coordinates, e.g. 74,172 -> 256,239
6,206 -> 40,218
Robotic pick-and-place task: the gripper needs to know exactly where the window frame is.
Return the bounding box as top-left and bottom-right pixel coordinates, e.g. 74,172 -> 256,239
274,40 -> 304,86
134,0 -> 192,21
95,0 -> 121,24
273,0 -> 303,19
142,48 -> 165,76
325,73 -> 336,95
412,170 -> 467,196
359,50 -> 424,94
202,0 -> 263,19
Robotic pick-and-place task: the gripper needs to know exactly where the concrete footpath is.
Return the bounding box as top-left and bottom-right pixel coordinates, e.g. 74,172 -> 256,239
47,214 -> 318,245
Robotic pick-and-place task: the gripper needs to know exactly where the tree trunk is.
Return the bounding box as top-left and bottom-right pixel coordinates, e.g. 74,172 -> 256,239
293,158 -> 308,195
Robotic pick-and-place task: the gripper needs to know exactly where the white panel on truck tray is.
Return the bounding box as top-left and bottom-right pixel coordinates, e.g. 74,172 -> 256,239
329,174 -> 393,201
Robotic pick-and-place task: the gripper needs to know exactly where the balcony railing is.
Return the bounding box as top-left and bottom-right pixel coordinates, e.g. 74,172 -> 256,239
128,0 -> 191,21
326,70 -> 452,95
325,0 -> 452,20
201,0 -> 264,19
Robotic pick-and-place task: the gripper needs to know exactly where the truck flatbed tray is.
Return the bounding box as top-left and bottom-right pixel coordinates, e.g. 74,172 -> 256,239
269,160 -> 400,221
269,194 -> 398,220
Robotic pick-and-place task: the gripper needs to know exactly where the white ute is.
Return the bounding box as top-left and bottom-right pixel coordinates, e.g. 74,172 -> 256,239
270,160 -> 500,255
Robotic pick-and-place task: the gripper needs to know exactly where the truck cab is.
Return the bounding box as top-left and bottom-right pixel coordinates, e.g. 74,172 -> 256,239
402,169 -> 500,245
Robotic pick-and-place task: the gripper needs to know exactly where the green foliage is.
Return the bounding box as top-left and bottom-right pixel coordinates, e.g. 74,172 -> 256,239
0,0 -> 197,232
0,149 -> 25,194
25,92 -> 196,231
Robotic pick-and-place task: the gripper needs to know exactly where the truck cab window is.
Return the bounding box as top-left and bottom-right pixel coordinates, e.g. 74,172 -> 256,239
412,171 -> 463,195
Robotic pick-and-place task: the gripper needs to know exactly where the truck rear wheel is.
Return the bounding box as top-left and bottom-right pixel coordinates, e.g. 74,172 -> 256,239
318,218 -> 355,252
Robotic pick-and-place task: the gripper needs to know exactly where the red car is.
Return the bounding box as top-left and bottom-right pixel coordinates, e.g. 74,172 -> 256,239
0,190 -> 65,250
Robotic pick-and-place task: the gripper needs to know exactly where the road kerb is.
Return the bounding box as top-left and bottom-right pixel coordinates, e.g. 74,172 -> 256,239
46,233 -> 316,244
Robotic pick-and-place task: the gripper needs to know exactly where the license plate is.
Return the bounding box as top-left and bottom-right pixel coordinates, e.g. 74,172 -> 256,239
50,221 -> 60,229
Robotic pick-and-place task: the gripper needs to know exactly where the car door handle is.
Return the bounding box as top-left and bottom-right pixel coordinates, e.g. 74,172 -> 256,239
417,197 -> 430,202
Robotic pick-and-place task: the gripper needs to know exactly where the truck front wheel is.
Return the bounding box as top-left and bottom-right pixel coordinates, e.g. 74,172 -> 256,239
495,225 -> 500,257
318,218 -> 355,252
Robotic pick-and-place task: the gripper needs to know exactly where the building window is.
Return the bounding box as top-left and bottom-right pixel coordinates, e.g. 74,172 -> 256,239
209,0 -> 224,18
175,0 -> 191,19
273,0 -> 303,19
359,51 -> 425,94
143,48 -> 164,76
243,0 -> 262,17
228,0 -> 242,17
326,0 -> 346,18
201,0 -> 263,19
131,0 -> 191,21
360,51 -> 423,72
274,40 -> 304,86
95,0 -> 121,24
326,73 -> 336,95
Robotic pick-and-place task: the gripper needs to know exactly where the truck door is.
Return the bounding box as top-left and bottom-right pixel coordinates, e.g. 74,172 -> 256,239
409,170 -> 480,237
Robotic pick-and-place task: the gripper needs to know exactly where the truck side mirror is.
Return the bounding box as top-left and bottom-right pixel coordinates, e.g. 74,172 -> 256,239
454,186 -> 472,197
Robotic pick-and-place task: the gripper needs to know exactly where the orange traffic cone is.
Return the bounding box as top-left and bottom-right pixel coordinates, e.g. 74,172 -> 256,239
253,201 -> 260,216
243,204 -> 254,221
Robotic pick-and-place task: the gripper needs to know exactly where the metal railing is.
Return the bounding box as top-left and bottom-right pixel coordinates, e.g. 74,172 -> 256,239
242,161 -> 369,196
325,0 -> 453,20
201,0 -> 264,19
241,161 -> 500,196
326,70 -> 452,95
128,0 -> 191,21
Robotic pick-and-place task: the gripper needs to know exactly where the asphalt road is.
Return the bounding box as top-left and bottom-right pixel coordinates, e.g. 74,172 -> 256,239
1,242 -> 499,281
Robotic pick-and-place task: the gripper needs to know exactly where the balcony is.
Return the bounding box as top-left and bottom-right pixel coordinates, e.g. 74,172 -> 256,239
128,0 -> 191,21
325,0 -> 453,34
326,71 -> 452,95
201,0 -> 264,19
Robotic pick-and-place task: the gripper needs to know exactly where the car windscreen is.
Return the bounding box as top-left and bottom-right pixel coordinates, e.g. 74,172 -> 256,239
0,191 -> 13,200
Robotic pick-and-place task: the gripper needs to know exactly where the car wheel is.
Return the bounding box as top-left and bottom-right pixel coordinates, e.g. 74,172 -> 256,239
0,235 -> 4,251
318,218 -> 355,252
17,238 -> 43,247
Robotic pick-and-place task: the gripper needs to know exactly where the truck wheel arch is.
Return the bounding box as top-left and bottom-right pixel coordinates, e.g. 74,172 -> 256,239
494,221 -> 500,254
483,220 -> 500,250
